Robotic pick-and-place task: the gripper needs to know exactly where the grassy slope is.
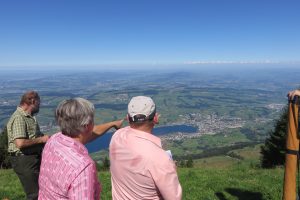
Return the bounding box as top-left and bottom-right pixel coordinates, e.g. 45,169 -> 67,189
0,165 -> 284,200
0,145 -> 284,200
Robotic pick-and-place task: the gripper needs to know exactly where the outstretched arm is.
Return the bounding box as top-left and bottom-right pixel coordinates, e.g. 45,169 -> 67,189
87,119 -> 123,143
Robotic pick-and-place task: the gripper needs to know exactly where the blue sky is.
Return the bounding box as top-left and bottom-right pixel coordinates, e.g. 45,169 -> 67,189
0,0 -> 299,69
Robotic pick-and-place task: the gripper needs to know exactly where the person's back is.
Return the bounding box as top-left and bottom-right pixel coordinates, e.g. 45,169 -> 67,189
39,132 -> 100,199
38,97 -> 123,200
109,96 -> 182,200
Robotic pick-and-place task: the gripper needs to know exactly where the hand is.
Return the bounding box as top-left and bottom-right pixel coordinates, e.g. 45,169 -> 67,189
287,90 -> 300,100
113,119 -> 124,130
41,135 -> 50,143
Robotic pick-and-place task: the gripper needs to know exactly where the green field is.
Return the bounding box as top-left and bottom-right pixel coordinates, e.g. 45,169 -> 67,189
0,70 -> 294,199
0,164 -> 284,200
1,145 -> 286,200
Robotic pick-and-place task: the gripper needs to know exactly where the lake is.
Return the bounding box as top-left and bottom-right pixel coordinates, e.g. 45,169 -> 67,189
86,124 -> 197,153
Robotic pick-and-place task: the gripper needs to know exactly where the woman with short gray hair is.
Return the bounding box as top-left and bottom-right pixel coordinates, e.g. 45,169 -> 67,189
38,98 -> 123,199
56,98 -> 95,137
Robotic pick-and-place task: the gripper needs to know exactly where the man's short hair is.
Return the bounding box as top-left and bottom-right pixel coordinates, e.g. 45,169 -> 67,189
128,96 -> 156,123
20,91 -> 40,105
55,97 -> 95,136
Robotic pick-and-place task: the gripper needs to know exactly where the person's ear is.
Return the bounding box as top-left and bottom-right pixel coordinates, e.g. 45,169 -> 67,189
153,113 -> 160,124
85,122 -> 94,132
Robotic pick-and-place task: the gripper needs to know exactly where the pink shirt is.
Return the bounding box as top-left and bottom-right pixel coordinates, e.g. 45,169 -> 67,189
109,126 -> 182,200
38,132 -> 101,200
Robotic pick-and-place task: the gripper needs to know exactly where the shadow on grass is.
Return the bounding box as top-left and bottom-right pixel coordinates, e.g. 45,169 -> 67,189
215,188 -> 263,200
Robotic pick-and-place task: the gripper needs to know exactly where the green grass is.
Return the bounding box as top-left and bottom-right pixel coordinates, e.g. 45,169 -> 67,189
179,165 -> 283,200
0,163 -> 284,200
0,169 -> 25,200
0,144 -> 284,200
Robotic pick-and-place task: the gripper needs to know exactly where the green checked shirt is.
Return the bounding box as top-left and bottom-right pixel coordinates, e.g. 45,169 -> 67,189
7,107 -> 44,154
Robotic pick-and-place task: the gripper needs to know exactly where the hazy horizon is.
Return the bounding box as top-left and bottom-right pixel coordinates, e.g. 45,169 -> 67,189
0,63 -> 299,72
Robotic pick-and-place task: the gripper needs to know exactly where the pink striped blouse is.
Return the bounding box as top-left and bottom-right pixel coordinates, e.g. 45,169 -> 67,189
38,132 -> 101,200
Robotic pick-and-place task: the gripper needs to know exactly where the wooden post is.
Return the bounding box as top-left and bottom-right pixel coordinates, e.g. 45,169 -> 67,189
283,97 -> 299,200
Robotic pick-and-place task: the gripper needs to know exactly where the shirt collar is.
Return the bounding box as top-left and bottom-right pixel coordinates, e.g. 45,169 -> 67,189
128,127 -> 162,148
55,132 -> 88,155
17,106 -> 31,117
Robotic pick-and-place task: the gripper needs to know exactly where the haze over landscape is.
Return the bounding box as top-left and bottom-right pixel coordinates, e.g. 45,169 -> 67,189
0,68 -> 298,152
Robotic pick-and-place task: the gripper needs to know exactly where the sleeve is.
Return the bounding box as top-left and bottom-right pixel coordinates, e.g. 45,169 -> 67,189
150,154 -> 182,200
68,163 -> 101,200
11,116 -> 27,140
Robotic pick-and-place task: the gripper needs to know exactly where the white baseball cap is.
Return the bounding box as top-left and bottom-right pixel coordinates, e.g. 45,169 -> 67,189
128,96 -> 156,122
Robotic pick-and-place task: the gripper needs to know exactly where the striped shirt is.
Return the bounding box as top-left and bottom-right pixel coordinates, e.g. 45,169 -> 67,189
38,132 -> 101,200
7,107 -> 43,153
109,126 -> 182,200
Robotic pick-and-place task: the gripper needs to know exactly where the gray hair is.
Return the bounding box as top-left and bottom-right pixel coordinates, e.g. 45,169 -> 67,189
55,98 -> 95,136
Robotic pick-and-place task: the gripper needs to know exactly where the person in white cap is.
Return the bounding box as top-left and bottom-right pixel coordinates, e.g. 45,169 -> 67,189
109,96 -> 182,200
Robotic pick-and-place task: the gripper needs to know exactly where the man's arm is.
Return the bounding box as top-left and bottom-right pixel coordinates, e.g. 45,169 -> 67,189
14,135 -> 49,149
151,155 -> 182,200
86,119 -> 123,143
11,115 -> 49,149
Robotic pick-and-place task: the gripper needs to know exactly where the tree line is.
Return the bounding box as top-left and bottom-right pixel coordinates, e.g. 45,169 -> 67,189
0,127 -> 11,169
173,142 -> 258,161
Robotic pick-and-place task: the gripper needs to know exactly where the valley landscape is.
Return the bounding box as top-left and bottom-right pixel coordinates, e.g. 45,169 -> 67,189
0,67 -> 296,148
0,66 -> 299,199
